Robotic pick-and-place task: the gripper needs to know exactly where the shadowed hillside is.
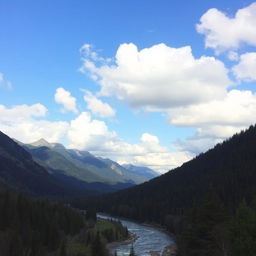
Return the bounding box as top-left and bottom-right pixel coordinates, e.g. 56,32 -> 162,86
82,125 -> 256,256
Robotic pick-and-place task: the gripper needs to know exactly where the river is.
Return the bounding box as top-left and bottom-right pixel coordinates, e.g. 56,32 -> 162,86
98,214 -> 175,256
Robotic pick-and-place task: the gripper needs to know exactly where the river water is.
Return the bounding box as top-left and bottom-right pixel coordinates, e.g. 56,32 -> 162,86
98,214 -> 175,256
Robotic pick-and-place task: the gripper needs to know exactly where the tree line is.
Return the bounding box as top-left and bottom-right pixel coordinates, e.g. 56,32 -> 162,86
79,125 -> 256,256
0,189 -> 128,256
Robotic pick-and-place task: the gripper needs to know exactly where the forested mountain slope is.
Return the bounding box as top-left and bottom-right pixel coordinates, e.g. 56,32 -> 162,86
0,189 -> 128,256
25,139 -> 150,185
88,125 -> 256,220
83,125 -> 256,256
0,131 -> 133,196
0,131 -> 71,196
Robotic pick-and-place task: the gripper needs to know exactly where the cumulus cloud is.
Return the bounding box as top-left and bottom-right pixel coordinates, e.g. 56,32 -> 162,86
83,90 -> 116,118
67,112 -> 116,150
78,42 -> 256,159
80,43 -> 231,109
168,90 -> 256,154
168,90 -> 256,127
0,101 -> 187,172
0,104 -> 68,143
197,3 -> 256,53
232,52 -> 256,81
89,132 -> 191,173
54,87 -> 78,113
66,113 -> 191,172
133,151 -> 190,173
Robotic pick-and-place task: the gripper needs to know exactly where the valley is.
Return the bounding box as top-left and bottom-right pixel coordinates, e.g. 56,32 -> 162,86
2,1 -> 256,255
2,125 -> 256,255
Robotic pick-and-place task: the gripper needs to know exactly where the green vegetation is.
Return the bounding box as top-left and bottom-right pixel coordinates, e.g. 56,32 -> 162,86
0,189 -> 128,256
82,125 -> 256,256
129,244 -> 136,256
25,139 -> 148,185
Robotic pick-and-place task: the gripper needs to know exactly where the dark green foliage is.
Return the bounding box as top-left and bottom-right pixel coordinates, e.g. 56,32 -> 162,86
86,208 -> 97,222
230,201 -> 256,256
83,125 -> 256,255
0,131 -> 93,197
100,219 -> 128,243
91,231 -> 108,256
177,196 -> 229,256
58,239 -> 67,256
129,244 -> 136,256
87,125 -> 256,222
0,131 -> 134,196
0,190 -> 84,255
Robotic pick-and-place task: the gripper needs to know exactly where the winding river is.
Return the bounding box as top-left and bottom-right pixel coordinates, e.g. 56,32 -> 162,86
98,214 -> 175,256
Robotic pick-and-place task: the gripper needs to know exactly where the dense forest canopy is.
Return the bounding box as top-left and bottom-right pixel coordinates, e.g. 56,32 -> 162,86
0,189 -> 128,256
80,125 -> 256,256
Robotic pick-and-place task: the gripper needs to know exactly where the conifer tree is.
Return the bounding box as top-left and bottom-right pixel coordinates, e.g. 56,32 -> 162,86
129,244 -> 135,256
59,239 -> 67,256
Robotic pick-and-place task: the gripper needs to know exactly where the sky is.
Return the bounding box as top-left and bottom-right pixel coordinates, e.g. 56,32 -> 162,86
0,0 -> 256,173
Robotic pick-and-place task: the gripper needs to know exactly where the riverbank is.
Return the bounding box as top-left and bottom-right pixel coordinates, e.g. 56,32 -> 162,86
99,212 -> 175,239
141,222 -> 176,256
106,231 -> 139,255
148,243 -> 177,256
162,244 -> 177,256
98,213 -> 175,256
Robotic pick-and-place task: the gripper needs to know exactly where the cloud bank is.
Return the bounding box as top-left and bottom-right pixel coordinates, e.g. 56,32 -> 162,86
197,3 -> 256,53
80,43 -> 231,109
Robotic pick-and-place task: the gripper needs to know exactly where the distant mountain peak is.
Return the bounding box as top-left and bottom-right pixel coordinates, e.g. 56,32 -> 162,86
51,143 -> 66,150
122,164 -> 159,179
30,138 -> 66,150
30,138 -> 52,148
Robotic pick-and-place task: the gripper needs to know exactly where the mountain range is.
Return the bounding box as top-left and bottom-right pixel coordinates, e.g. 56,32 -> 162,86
0,131 -> 72,196
88,125 -> 256,218
81,124 -> 256,255
122,164 -> 158,179
2,125 -> 256,255
23,138 -> 158,184
0,132 -> 158,196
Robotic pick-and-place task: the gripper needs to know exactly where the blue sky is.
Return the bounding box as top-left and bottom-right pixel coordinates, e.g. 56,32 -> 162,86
1,0 -> 256,172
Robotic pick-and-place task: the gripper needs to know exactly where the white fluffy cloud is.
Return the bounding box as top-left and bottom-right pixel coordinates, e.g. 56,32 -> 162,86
197,3 -> 256,53
54,87 -> 78,113
0,102 -> 187,172
67,112 -> 116,150
80,43 -> 231,109
0,103 -> 47,123
66,111 -> 189,172
232,52 -> 256,81
0,104 -> 68,143
168,90 -> 256,154
133,151 -> 190,173
168,90 -> 256,127
78,42 -> 256,158
89,132 -> 191,173
83,91 -> 116,118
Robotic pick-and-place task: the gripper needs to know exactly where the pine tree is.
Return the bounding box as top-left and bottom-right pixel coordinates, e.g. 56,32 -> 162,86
230,201 -> 256,256
129,244 -> 135,256
91,231 -> 107,256
59,239 -> 67,256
